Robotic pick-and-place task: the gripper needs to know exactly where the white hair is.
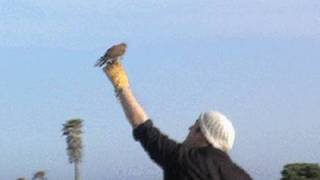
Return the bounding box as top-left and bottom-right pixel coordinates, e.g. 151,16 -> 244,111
198,111 -> 235,152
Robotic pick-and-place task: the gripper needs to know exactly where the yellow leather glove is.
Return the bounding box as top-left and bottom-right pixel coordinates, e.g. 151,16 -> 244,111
103,60 -> 129,90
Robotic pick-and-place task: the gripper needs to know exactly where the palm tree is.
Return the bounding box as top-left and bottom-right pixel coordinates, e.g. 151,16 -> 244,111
32,170 -> 47,180
62,119 -> 84,180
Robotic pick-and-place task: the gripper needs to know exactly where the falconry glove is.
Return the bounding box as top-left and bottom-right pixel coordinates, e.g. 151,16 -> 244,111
103,60 -> 129,91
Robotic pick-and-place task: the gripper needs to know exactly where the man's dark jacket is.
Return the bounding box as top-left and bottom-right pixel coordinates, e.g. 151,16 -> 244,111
133,120 -> 252,180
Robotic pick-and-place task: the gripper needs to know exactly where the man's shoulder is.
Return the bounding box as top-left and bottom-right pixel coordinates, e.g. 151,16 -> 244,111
200,147 -> 252,179
219,162 -> 252,180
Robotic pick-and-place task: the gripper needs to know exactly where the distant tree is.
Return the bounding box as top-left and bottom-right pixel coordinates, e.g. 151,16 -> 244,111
62,119 -> 84,180
32,170 -> 47,180
281,163 -> 320,180
16,178 -> 26,180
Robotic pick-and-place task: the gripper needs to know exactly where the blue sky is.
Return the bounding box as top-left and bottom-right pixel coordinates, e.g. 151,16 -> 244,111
0,0 -> 319,179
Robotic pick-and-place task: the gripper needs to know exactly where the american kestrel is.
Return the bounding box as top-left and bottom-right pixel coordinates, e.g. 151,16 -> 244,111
95,43 -> 127,67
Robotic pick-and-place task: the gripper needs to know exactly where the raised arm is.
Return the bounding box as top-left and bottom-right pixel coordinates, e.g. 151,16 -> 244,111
99,45 -> 195,168
102,61 -> 149,128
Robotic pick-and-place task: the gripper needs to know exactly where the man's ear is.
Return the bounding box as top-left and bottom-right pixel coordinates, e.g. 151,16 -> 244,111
196,127 -> 202,133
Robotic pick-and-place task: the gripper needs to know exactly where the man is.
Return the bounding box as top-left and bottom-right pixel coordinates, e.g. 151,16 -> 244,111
99,44 -> 252,180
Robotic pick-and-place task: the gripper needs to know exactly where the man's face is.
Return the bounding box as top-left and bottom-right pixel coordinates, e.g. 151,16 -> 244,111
183,120 -> 207,147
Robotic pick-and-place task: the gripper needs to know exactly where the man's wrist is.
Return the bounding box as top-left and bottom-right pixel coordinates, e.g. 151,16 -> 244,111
115,86 -> 131,97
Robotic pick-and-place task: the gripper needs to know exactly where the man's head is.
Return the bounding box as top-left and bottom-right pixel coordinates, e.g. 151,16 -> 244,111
184,111 -> 235,152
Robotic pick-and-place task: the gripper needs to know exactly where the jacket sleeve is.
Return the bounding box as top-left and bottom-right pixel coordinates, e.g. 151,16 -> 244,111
133,120 -> 196,168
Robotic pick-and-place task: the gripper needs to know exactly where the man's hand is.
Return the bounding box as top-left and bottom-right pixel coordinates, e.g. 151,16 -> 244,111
103,61 -> 129,91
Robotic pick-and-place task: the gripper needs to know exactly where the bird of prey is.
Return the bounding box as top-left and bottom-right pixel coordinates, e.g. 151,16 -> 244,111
95,43 -> 127,67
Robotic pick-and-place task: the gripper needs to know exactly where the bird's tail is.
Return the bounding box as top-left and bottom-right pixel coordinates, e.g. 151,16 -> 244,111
94,56 -> 105,67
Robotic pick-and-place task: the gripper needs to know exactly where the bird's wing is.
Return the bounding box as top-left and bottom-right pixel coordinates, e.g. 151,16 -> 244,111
105,47 -> 113,58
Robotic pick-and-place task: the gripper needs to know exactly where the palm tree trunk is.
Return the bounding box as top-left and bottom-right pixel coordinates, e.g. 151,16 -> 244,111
74,162 -> 81,180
